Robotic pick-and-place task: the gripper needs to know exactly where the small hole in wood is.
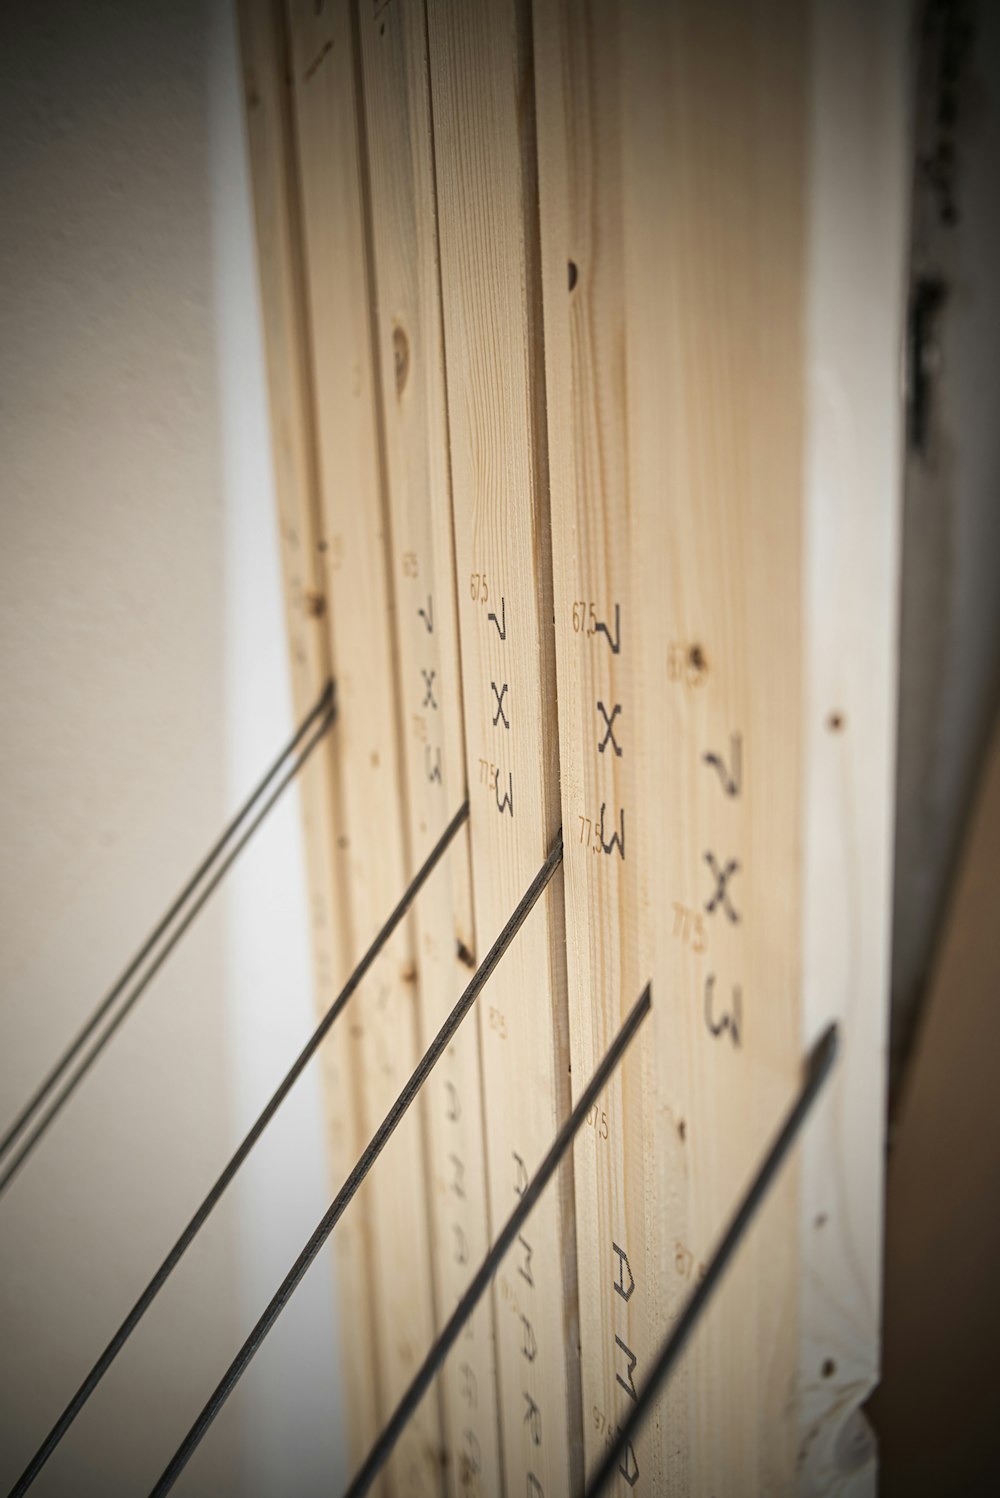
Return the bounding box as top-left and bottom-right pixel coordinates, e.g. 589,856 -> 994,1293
822,1358 -> 836,1379
826,711 -> 846,732
568,260 -> 578,291
393,324 -> 410,396
678,1119 -> 686,1142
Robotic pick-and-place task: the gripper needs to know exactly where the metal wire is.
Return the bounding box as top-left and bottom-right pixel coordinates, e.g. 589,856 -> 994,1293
584,1022 -> 839,1496
147,834 -> 564,1497
7,800 -> 470,1496
0,680 -> 335,1194
345,982 -> 653,1498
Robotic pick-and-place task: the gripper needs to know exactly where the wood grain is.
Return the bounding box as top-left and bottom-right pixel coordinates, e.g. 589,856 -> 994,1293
355,2 -> 502,1492
235,0 -> 377,1468
536,3 -> 907,1492
533,1 -> 666,1487
286,2 -> 444,1491
539,2 -> 811,1491
625,6 -> 808,1490
427,1 -> 584,1492
245,2 -> 909,1488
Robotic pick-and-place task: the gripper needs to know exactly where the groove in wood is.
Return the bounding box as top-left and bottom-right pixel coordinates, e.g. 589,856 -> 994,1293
356,0 -> 503,1491
286,2 -> 445,1490
236,0 -> 377,1463
427,1 -> 584,1491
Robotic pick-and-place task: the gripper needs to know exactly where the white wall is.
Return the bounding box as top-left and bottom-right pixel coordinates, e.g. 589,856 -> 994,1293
0,2 -> 343,1492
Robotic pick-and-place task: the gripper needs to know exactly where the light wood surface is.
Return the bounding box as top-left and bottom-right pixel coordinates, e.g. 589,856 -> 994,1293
235,0 -> 378,1467
426,1 -> 584,1492
241,1 -> 910,1490
533,2 -> 669,1487
285,2 -> 444,1491
535,1 -> 908,1493
542,3 -> 809,1490
355,1 -> 503,1491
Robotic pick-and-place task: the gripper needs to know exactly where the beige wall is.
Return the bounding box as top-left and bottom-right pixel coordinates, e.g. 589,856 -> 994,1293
0,3 -> 342,1493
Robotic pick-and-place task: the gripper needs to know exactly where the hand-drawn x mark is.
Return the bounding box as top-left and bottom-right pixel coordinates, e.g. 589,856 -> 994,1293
491,680 -> 510,728
487,596 -> 506,640
704,852 -> 740,921
597,701 -> 622,756
421,668 -> 437,709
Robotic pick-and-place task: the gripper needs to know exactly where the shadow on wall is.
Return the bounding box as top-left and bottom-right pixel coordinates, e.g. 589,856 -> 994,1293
0,1 -> 345,1493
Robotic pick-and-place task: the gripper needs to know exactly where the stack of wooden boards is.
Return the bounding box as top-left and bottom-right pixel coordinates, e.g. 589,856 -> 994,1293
237,2 -> 910,1493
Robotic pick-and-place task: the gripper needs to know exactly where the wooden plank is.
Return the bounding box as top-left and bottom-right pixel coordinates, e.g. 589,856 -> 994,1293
354,3 -> 503,1493
625,6 -> 808,1488
425,1 -> 584,1493
284,3 -> 444,1491
797,4 -> 909,1492
532,2 -> 667,1489
235,0 -> 379,1465
535,2 -> 908,1493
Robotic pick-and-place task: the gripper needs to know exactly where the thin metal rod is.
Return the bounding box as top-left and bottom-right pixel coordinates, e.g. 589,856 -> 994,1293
7,802 -> 469,1498
147,834 -> 564,1497
584,1022 -> 840,1496
346,981 -> 653,1498
0,703 -> 337,1202
0,680 -> 334,1173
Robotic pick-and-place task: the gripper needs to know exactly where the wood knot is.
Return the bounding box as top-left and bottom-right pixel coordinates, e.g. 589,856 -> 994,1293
687,643 -> 707,681
304,590 -> 326,619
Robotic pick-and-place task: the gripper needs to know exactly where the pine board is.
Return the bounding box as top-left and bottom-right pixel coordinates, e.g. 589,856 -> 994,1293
236,0 -> 378,1466
426,1 -> 584,1493
532,2 -> 667,1487
535,1 -> 908,1493
285,2 -> 444,1491
355,1 -> 503,1492
243,1 -> 909,1489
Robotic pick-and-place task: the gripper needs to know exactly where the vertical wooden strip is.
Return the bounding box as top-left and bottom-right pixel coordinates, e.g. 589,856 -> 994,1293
426,1 -> 584,1493
798,3 -> 909,1491
541,1 -> 814,1491
285,2 -> 444,1492
533,2 -> 667,1490
626,6 -> 809,1492
355,3 -> 503,1493
235,0 -> 378,1465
